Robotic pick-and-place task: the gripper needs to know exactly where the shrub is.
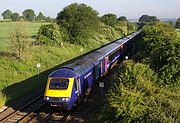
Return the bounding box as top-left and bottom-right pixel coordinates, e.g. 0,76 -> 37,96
103,61 -> 180,122
9,22 -> 29,60
141,22 -> 180,84
37,23 -> 68,46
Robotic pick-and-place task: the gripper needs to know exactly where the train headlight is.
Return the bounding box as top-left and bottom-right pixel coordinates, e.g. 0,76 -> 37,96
62,98 -> 66,101
62,97 -> 70,102
44,96 -> 50,100
65,97 -> 70,101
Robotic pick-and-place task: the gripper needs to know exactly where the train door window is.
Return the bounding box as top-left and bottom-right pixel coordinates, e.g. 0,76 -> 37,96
74,78 -> 77,90
101,61 -> 103,73
105,57 -> 109,71
95,63 -> 101,79
76,78 -> 81,95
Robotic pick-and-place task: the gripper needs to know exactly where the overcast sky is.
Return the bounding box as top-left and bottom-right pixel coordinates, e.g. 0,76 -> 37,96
0,0 -> 179,19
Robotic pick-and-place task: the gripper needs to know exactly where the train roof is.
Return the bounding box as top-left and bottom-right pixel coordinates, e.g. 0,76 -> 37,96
96,42 -> 120,56
49,68 -> 78,78
63,56 -> 95,76
96,31 -> 141,56
60,30 -> 142,77
83,52 -> 104,61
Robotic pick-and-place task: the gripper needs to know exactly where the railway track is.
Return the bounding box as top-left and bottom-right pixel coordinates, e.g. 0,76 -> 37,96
0,95 -> 45,123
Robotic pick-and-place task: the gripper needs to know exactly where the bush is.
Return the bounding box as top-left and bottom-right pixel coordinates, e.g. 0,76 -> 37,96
37,23 -> 68,46
9,22 -> 29,60
103,61 -> 180,122
141,22 -> 180,84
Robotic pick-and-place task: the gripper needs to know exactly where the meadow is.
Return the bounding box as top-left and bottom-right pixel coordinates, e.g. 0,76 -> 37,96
0,22 -> 48,51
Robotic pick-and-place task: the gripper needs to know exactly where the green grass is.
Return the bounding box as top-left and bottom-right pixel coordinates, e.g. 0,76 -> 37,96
0,22 -> 48,51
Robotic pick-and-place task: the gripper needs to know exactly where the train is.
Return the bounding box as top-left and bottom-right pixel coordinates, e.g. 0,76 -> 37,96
43,30 -> 141,110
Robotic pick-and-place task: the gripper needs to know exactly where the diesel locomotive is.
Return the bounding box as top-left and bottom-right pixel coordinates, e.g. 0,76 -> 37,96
44,30 -> 141,110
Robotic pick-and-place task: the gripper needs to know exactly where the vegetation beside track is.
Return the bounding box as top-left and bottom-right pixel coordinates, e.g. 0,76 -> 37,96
102,22 -> 180,122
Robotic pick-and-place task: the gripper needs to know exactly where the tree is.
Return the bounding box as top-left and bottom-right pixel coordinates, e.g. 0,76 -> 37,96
22,9 -> 36,22
57,3 -> 100,45
139,15 -> 158,22
175,18 -> 180,28
9,22 -> 29,60
101,13 -> 118,27
36,12 -> 44,21
118,16 -> 127,21
1,9 -> 12,19
11,13 -> 20,21
44,16 -> 54,22
142,22 -> 180,84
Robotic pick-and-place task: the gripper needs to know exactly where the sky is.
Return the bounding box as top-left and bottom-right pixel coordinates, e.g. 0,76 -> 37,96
0,0 -> 179,19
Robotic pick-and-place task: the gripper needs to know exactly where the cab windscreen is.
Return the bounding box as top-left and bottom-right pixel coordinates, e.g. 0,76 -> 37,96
49,78 -> 69,89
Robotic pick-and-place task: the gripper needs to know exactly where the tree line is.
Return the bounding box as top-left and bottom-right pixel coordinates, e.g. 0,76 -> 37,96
37,3 -> 140,47
1,9 -> 54,22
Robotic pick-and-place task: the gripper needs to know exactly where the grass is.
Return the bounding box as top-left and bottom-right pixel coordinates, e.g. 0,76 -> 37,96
0,22 -> 48,51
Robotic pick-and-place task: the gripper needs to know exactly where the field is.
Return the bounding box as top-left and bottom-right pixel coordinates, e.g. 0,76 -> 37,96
0,22 -> 48,51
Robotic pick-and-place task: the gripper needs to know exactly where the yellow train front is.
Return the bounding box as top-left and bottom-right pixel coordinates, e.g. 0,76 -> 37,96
44,68 -> 79,110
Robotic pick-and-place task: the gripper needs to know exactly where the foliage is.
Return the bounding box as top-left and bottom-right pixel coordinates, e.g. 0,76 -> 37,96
22,9 -> 36,22
118,16 -> 127,22
1,9 -> 12,19
9,22 -> 29,59
36,12 -> 44,21
114,21 -> 128,36
37,23 -> 68,46
11,13 -> 20,22
44,16 -> 54,22
127,22 -> 136,33
88,22 -> 121,47
139,15 -> 159,23
141,22 -> 180,84
103,61 -> 180,122
101,13 -> 118,27
175,18 -> 180,29
57,3 -> 100,46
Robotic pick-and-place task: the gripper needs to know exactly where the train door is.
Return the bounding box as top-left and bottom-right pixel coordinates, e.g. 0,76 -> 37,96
105,56 -> 109,72
95,62 -> 101,80
120,44 -> 124,55
75,77 -> 81,96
